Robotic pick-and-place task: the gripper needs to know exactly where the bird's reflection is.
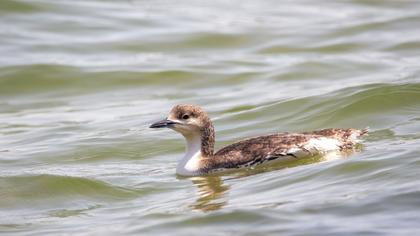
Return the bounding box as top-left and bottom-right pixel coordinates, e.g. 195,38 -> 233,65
189,175 -> 229,212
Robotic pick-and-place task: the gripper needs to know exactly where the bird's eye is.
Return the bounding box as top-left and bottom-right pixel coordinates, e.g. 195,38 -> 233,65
182,114 -> 190,120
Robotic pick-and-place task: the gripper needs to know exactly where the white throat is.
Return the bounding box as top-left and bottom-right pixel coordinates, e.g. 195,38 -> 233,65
176,134 -> 203,176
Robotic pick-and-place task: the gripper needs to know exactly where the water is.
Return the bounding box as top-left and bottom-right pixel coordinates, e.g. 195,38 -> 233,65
1,0 -> 420,235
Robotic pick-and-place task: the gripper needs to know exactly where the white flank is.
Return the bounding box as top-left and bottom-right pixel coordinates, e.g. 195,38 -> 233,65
302,137 -> 341,155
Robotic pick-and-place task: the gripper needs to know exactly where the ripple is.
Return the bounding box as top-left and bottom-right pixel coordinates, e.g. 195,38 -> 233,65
0,174 -> 139,208
0,0 -> 44,13
1,0 -> 420,235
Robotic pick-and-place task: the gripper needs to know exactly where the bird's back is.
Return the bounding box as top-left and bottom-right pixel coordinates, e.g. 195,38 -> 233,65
204,128 -> 367,171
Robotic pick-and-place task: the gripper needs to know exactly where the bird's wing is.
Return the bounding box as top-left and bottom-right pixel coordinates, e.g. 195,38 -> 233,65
210,134 -> 310,169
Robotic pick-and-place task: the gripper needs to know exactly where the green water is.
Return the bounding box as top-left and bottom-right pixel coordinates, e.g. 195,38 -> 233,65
1,0 -> 420,235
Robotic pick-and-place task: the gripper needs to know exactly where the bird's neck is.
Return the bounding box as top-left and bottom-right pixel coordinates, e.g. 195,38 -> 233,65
176,126 -> 215,176
200,123 -> 215,157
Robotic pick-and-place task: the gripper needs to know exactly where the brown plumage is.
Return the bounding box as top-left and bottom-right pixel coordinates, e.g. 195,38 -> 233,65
150,104 -> 368,176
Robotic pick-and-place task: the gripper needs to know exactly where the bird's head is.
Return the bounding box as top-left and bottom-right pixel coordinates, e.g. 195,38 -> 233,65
150,104 -> 212,138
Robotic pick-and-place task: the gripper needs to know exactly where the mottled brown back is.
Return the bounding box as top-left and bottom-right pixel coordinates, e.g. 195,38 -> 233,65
201,128 -> 367,172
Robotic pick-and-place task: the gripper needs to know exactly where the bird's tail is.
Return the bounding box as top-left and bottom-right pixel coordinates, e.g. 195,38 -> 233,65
347,127 -> 369,144
360,127 -> 369,136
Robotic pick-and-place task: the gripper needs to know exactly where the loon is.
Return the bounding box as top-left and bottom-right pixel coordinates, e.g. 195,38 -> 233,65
150,104 -> 368,176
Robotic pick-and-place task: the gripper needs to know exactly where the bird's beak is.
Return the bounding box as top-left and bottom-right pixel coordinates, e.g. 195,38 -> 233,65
149,119 -> 178,128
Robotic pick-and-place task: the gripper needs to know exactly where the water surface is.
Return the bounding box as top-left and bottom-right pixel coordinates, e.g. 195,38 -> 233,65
1,0 -> 420,235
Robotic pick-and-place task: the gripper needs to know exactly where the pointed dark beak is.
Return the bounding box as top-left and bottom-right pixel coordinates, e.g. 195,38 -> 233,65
149,119 -> 178,128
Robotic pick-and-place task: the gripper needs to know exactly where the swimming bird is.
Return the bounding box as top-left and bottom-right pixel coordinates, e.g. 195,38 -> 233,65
150,104 -> 368,176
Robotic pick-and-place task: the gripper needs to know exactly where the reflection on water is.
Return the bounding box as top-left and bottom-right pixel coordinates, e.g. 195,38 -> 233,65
189,176 -> 229,212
